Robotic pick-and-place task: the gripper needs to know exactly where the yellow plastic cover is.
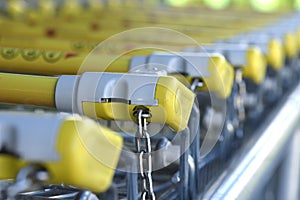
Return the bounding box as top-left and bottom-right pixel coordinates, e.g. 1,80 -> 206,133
0,117 -> 123,193
0,155 -> 25,180
284,33 -> 298,59
242,47 -> 267,84
198,55 -> 234,99
297,29 -> 300,50
47,118 -> 123,192
267,39 -> 285,71
82,76 -> 195,131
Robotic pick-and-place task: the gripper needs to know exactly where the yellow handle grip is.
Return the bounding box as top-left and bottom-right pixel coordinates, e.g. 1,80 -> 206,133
0,47 -> 130,75
0,72 -> 57,107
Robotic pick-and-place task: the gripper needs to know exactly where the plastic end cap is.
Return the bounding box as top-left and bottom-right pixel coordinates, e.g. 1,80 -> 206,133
267,39 -> 285,71
208,55 -> 234,99
243,47 -> 267,84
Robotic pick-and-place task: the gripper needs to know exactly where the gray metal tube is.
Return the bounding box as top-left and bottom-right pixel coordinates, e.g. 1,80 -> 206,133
203,83 -> 300,200
278,127 -> 300,200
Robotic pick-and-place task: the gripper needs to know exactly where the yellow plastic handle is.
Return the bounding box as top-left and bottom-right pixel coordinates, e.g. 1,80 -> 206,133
197,55 -> 234,99
0,72 -> 57,107
0,47 -> 130,75
242,47 -> 267,84
0,71 -> 194,131
284,32 -> 298,59
267,39 -> 285,71
82,75 -> 195,131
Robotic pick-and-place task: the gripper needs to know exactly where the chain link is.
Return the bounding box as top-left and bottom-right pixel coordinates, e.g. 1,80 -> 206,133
134,108 -> 155,200
190,78 -> 203,92
234,69 -> 246,122
4,165 -> 49,199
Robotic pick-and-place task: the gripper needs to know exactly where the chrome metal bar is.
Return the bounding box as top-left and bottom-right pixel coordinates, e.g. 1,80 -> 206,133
203,84 -> 300,200
278,127 -> 300,200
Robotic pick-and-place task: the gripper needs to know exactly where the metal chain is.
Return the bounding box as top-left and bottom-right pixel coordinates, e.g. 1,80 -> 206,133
190,78 -> 204,92
134,108 -> 155,200
234,69 -> 246,122
5,165 -> 49,199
